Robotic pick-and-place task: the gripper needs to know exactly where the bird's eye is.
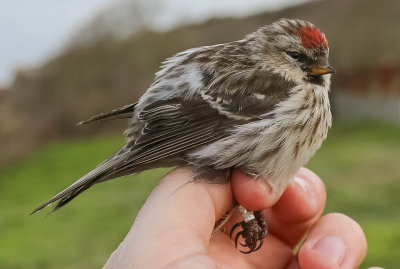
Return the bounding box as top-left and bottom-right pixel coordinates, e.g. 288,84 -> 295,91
287,51 -> 300,59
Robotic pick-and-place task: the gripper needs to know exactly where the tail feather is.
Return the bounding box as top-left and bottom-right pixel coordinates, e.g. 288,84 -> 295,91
31,160 -> 120,215
50,181 -> 95,213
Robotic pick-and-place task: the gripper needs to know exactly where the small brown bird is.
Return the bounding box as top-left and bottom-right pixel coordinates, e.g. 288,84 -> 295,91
32,18 -> 333,253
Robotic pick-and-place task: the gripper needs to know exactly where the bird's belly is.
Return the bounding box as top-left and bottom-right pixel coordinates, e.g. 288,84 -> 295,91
188,87 -> 331,191
240,116 -> 328,191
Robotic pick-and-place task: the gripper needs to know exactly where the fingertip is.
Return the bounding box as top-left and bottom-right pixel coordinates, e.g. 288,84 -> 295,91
260,168 -> 326,247
296,167 -> 327,207
296,167 -> 323,184
231,169 -> 281,211
299,235 -> 346,269
272,167 -> 326,224
298,213 -> 367,269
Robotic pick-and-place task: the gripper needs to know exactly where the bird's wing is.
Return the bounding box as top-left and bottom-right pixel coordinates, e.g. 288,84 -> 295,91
77,102 -> 137,125
114,97 -> 237,169
200,69 -> 296,119
111,68 -> 296,172
31,97 -> 236,214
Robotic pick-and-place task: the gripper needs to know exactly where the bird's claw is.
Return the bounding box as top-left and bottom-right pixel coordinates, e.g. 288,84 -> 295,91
229,211 -> 268,254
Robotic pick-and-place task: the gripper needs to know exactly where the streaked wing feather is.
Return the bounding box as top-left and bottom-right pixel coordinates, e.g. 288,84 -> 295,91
122,124 -> 224,167
114,98 -> 232,170
202,70 -> 295,118
77,102 -> 137,125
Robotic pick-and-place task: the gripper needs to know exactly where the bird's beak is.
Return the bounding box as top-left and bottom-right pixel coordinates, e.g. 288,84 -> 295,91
310,65 -> 335,76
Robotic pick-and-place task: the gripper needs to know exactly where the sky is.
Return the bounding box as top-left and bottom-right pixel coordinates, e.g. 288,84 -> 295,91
0,0 -> 309,87
152,0 -> 310,31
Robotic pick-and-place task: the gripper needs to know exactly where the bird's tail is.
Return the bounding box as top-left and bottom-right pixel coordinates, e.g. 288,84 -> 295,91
31,158 -> 123,215
31,103 -> 141,215
32,102 -> 138,215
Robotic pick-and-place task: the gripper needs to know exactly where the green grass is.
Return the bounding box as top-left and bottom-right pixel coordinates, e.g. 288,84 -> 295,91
0,136 -> 168,268
307,119 -> 400,268
1,118 -> 399,268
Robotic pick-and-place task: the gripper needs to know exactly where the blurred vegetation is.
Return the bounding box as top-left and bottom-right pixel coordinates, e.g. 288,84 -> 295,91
2,0 -> 400,163
0,135 -> 167,268
0,119 -> 399,268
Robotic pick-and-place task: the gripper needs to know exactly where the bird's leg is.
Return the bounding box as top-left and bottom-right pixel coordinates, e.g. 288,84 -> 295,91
209,168 -> 268,253
229,205 -> 268,254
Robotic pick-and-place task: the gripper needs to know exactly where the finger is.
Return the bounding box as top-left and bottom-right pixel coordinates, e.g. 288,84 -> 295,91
229,167 -> 326,247
286,259 -> 382,269
219,168 -> 282,239
298,213 -> 367,269
104,168 -> 233,268
266,167 -> 326,247
231,168 -> 283,211
220,168 -> 326,267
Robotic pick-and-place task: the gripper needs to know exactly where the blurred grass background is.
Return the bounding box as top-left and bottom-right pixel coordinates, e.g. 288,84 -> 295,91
1,0 -> 400,268
1,118 -> 399,268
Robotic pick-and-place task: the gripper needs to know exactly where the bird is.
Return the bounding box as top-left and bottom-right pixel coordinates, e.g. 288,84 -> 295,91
32,18 -> 334,254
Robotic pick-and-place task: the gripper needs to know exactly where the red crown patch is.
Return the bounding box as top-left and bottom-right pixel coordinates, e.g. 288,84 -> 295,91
297,25 -> 328,49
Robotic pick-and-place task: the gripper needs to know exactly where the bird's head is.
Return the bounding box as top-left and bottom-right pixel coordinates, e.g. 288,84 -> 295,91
250,19 -> 334,86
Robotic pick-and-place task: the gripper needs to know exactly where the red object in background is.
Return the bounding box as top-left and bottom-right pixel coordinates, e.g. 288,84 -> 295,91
377,62 -> 398,91
338,72 -> 369,93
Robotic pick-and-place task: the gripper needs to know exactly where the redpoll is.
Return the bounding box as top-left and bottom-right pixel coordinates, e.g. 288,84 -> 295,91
32,18 -> 334,254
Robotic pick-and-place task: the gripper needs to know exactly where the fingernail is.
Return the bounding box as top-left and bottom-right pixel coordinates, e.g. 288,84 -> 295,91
294,176 -> 309,193
257,180 -> 272,195
312,236 -> 346,266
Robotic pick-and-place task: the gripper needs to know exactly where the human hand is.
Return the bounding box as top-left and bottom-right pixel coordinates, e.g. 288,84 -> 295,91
104,167 -> 380,269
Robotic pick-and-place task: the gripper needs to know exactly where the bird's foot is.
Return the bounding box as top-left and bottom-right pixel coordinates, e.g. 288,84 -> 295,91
230,206 -> 268,254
